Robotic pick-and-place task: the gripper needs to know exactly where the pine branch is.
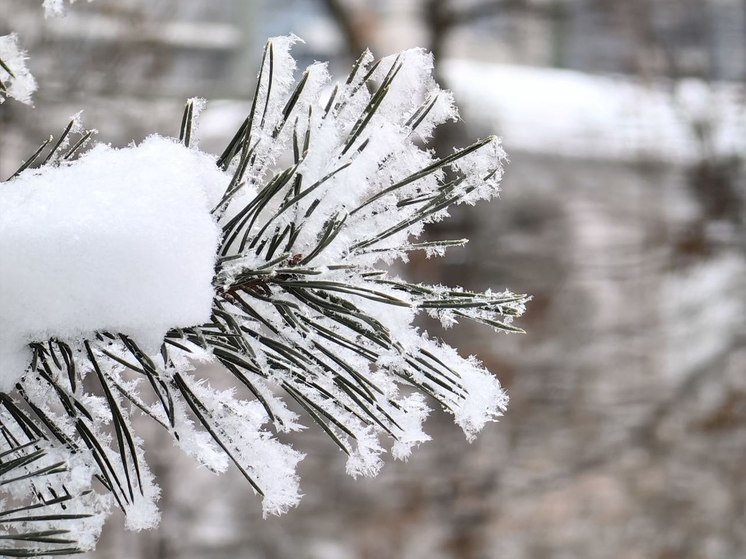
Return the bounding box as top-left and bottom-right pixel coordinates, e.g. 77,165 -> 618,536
1,37 -> 529,551
0,423 -> 98,557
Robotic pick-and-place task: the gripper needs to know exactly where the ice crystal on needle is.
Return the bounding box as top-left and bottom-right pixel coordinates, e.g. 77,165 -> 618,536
0,34 -> 37,105
0,39 -> 528,555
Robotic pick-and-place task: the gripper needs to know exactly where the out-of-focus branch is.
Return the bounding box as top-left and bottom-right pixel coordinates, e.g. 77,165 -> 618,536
638,335 -> 746,440
433,0 -> 552,33
424,0 -> 548,83
424,0 -> 450,79
450,0 -> 542,26
506,334 -> 746,499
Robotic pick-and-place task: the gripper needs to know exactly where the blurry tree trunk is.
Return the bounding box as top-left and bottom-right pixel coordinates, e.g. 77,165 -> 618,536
424,0 -> 450,85
317,0 -> 367,56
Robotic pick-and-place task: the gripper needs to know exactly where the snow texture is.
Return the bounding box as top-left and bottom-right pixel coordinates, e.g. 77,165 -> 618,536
0,136 -> 224,392
0,34 -> 37,105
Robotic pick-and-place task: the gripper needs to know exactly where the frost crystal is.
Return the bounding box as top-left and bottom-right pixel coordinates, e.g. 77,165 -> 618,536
0,34 -> 37,105
0,38 -> 528,555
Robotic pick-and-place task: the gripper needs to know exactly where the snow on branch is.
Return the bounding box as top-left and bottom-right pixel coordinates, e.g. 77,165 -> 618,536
0,34 -> 37,105
0,136 -> 224,392
0,36 -> 529,555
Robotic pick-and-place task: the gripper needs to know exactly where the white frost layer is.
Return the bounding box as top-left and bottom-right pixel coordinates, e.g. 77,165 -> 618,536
0,34 -> 37,105
0,135 -> 226,392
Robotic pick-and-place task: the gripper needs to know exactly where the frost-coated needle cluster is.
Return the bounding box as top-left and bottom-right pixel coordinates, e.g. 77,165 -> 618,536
0,34 -> 37,105
0,37 -> 528,555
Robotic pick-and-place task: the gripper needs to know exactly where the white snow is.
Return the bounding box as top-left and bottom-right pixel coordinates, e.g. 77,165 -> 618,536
0,135 -> 226,392
179,375 -> 304,516
42,0 -> 83,18
443,59 -> 746,162
0,34 -> 37,105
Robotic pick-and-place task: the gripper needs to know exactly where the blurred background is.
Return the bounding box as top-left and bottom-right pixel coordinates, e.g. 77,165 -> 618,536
2,0 -> 745,557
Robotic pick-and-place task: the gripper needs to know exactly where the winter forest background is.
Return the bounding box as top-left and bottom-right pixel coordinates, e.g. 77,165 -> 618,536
1,0 -> 745,557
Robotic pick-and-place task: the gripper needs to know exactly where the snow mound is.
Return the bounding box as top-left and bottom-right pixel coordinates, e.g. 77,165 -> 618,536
0,135 -> 226,391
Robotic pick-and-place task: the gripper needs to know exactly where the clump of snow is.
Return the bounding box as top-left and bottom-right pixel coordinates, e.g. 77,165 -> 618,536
0,34 -> 37,105
390,393 -> 431,460
0,135 -> 226,392
42,0 -> 63,17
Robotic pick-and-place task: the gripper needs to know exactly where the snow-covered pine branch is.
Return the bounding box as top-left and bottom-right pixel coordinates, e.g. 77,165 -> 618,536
0,38 -> 529,555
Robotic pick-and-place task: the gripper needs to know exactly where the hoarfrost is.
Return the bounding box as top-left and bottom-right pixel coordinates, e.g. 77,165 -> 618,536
0,34 -> 37,104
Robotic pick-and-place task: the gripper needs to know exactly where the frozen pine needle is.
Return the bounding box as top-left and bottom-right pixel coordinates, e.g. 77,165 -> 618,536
0,34 -> 37,105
